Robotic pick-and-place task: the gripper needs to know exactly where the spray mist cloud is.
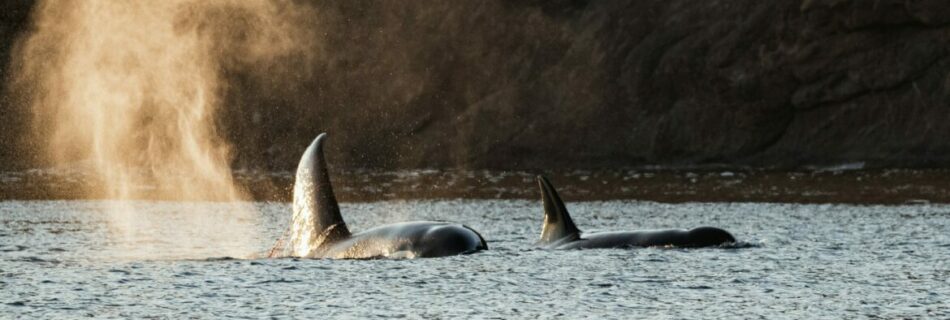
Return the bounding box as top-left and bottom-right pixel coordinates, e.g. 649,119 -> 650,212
12,0 -> 316,259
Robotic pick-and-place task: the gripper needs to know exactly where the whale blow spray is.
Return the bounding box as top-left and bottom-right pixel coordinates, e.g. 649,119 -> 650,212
12,0 -> 316,259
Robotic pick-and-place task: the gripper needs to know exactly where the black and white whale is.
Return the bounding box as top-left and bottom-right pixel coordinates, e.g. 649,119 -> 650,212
279,133 -> 487,259
535,175 -> 736,249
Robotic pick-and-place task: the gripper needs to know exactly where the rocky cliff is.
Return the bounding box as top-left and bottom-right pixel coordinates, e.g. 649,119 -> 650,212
0,0 -> 34,169
3,0 -> 950,170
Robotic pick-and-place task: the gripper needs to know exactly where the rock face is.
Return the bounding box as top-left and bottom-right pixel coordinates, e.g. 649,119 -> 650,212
0,1 -> 35,169
3,0 -> 950,170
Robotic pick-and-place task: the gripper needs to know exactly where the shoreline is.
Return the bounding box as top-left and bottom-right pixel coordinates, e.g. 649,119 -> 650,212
2,168 -> 950,205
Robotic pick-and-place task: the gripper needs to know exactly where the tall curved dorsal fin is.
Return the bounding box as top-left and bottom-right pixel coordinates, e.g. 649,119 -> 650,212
537,175 -> 581,244
289,133 -> 351,257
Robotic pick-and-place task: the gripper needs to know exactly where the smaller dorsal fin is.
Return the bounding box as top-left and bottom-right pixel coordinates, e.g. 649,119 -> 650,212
537,175 -> 581,244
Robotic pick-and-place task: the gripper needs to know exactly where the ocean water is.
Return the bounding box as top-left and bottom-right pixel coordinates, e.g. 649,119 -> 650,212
1,199 -> 948,318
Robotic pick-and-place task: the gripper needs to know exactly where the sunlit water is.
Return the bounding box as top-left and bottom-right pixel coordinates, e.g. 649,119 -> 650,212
1,199 -> 949,318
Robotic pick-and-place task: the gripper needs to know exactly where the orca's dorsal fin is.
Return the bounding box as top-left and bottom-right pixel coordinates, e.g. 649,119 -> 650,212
289,133 -> 351,256
537,175 -> 581,244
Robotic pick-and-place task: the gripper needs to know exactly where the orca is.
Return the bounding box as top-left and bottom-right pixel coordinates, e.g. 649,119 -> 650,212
278,133 -> 487,259
536,175 -> 735,249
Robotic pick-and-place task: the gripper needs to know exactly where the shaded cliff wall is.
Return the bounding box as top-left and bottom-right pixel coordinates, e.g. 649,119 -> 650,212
4,0 -> 950,170
0,1 -> 35,170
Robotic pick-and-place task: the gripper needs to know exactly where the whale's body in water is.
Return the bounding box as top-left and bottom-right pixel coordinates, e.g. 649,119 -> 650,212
536,175 -> 735,249
282,134 -> 486,259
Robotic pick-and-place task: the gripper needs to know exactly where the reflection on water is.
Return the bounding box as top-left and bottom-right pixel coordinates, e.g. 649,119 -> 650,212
2,199 -> 949,318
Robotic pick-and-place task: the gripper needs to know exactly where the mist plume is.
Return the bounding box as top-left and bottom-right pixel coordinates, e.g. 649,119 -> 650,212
12,0 -> 315,258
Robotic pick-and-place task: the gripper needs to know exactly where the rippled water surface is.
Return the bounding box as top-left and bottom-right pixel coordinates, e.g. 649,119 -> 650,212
2,199 -> 949,318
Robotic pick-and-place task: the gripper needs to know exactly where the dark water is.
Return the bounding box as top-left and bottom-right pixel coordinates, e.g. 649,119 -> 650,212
1,199 -> 949,318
